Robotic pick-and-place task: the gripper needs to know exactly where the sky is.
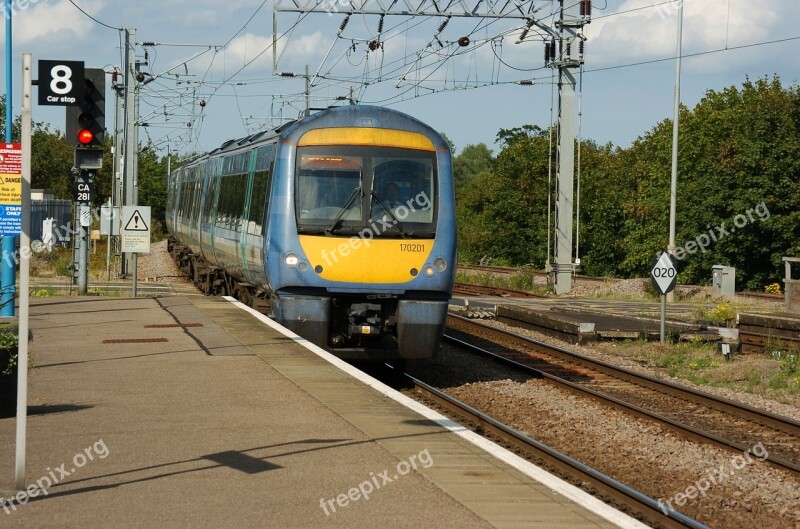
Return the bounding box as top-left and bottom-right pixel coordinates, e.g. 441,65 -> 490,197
1,0 -> 799,157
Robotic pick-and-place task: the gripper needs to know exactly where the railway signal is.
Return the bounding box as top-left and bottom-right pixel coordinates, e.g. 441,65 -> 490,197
66,68 -> 105,149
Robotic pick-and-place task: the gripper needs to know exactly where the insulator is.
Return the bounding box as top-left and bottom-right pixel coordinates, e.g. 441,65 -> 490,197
368,40 -> 380,51
518,28 -> 529,42
582,0 -> 592,17
199,99 -> 206,108
544,42 -> 551,62
437,16 -> 451,34
143,41 -> 155,47
377,14 -> 384,34
579,41 -> 585,56
458,36 -> 470,47
279,72 -> 295,77
518,80 -> 534,86
550,38 -> 556,60
435,37 -> 444,48
339,15 -> 350,32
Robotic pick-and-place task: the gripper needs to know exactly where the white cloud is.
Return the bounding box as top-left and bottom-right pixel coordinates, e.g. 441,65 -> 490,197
0,0 -> 96,44
220,32 -> 274,73
586,0 -> 786,71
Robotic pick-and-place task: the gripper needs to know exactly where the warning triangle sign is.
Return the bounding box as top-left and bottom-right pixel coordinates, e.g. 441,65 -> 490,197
124,210 -> 149,231
0,175 -> 5,185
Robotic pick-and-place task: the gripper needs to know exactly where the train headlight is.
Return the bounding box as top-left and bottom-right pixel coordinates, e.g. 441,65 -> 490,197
424,266 -> 435,277
285,253 -> 300,267
434,258 -> 447,272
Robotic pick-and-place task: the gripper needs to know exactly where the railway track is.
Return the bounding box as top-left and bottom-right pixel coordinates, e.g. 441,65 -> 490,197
406,373 -> 709,529
459,264 -> 611,283
452,282 -> 544,298
445,314 -> 800,474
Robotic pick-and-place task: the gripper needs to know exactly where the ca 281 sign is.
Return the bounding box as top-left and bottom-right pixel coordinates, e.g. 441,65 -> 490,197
73,182 -> 94,204
38,60 -> 85,107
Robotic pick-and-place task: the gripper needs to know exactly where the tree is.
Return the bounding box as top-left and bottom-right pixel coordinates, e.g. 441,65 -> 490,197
617,77 -> 800,288
457,128 -> 552,265
453,143 -> 493,192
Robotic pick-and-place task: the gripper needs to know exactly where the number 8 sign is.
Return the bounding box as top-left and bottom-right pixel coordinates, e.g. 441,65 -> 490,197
38,60 -> 85,106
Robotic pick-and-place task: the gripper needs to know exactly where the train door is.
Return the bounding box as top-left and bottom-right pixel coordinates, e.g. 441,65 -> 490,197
200,158 -> 221,264
238,149 -> 257,284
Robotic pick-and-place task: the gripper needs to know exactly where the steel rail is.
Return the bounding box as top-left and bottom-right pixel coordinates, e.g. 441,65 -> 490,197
443,332 -> 800,475
448,315 -> 800,441
408,374 -> 711,529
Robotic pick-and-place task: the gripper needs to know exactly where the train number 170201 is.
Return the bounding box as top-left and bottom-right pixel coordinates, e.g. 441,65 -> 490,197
400,243 -> 425,253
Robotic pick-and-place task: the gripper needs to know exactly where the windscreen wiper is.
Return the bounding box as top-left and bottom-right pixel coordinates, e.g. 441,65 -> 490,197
325,186 -> 362,234
371,191 -> 414,238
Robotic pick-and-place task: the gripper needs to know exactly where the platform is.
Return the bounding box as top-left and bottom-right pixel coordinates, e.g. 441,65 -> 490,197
0,285 -> 644,528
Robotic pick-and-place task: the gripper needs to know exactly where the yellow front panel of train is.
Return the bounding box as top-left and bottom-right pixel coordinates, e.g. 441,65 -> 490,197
299,235 -> 433,283
297,127 -> 437,151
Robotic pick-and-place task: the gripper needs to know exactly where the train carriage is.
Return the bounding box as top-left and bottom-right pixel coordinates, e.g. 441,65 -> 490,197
167,105 -> 456,360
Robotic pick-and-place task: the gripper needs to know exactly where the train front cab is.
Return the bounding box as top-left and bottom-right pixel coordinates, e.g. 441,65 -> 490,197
269,111 -> 456,360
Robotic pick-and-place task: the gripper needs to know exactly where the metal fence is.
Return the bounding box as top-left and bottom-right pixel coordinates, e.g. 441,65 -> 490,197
31,199 -> 73,244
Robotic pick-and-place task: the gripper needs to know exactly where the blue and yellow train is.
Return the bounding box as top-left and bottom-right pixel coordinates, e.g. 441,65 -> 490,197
166,105 -> 456,360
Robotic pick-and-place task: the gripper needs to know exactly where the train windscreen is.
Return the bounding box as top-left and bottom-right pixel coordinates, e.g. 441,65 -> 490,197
296,145 -> 437,237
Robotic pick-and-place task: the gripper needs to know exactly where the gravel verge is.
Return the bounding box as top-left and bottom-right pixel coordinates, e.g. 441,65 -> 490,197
409,344 -> 800,529
479,318 -> 800,421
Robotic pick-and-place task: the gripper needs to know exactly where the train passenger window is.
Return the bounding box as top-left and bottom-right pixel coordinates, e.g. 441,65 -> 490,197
249,144 -> 276,235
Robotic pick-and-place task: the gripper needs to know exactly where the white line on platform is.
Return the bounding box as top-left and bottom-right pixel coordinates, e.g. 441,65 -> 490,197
223,296 -> 649,529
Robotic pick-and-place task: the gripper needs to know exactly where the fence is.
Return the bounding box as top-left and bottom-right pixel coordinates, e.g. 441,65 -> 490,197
31,199 -> 72,244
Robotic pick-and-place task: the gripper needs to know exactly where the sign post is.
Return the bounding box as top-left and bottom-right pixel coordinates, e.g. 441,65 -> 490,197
651,252 -> 678,344
121,206 -> 151,298
15,52 -> 33,492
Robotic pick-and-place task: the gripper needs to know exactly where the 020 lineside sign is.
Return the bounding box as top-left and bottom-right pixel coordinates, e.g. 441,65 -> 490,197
0,143 -> 22,236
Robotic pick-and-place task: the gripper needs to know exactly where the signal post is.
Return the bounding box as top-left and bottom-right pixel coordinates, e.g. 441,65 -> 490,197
41,63 -> 106,294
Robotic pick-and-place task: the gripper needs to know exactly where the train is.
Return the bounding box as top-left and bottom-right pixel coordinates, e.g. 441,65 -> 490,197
166,105 -> 457,361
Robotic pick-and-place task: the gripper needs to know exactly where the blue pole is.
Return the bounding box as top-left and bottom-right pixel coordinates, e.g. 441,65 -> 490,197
2,0 -> 16,317
4,0 -> 10,140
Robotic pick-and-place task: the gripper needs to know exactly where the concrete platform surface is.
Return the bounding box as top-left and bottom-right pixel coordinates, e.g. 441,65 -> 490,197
0,288 -> 637,529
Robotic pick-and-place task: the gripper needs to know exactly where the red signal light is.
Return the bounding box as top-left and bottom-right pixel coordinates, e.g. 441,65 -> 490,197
78,129 -> 94,145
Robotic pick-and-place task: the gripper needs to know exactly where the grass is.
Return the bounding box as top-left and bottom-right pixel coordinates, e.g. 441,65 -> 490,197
30,241 -> 122,279
455,269 -> 551,296
692,301 -> 738,327
597,337 -> 800,401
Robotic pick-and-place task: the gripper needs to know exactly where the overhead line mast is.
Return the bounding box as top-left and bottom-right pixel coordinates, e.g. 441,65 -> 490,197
274,0 -> 590,294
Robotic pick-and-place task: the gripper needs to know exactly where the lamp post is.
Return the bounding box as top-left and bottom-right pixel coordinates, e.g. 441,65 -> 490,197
667,0 -> 684,303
